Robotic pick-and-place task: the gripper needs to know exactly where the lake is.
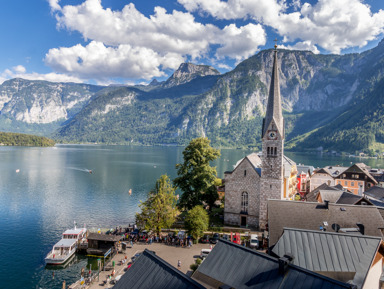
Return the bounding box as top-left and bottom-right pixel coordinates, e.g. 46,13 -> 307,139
1,145 -> 383,288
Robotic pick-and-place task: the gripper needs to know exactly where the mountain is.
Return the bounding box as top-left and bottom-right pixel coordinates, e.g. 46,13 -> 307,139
2,42 -> 384,152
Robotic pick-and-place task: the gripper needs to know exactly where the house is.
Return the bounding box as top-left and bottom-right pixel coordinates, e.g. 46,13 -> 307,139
267,200 -> 384,246
306,183 -> 345,202
309,166 -> 348,191
86,233 -> 122,256
272,228 -> 384,289
192,239 -> 353,289
296,164 -> 315,196
113,249 -> 205,289
334,163 -> 377,195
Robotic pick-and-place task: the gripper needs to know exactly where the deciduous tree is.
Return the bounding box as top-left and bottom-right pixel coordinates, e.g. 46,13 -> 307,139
136,175 -> 179,236
174,137 -> 220,210
184,205 -> 209,242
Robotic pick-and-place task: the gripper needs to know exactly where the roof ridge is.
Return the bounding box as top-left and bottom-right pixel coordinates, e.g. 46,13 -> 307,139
141,249 -> 205,288
282,227 -> 382,240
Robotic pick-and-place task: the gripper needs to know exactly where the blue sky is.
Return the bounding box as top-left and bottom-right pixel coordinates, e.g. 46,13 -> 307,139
0,0 -> 383,85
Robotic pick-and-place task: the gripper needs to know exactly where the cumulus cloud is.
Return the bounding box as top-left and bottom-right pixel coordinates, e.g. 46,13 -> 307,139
179,0 -> 384,54
0,65 -> 83,85
46,0 -> 266,81
278,41 -> 320,54
45,41 -> 184,80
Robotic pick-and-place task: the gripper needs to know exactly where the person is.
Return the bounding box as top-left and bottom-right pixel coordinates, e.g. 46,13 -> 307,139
177,260 -> 181,270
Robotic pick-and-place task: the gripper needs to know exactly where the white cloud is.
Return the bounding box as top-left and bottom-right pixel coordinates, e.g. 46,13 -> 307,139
179,0 -> 384,54
45,41 -> 185,80
46,0 -> 266,81
48,0 -> 61,12
278,41 -> 320,54
0,65 -> 83,85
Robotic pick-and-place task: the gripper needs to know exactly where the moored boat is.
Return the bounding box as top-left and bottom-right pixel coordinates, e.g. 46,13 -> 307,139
45,227 -> 87,265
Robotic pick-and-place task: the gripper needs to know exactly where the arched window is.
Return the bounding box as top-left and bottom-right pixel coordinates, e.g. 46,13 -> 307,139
267,147 -> 270,156
241,192 -> 248,213
274,147 -> 277,155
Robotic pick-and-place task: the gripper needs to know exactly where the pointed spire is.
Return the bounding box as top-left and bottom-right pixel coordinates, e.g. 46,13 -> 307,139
262,45 -> 284,138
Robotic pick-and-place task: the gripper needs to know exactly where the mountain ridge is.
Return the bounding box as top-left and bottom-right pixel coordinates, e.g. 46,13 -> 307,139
1,42 -> 384,152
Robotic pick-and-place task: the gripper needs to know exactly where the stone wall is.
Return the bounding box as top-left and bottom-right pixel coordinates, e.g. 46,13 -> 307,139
224,157 -> 261,228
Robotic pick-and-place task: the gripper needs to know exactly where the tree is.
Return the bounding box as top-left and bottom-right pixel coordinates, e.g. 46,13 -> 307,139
174,137 -> 220,210
136,175 -> 179,236
184,205 -> 209,242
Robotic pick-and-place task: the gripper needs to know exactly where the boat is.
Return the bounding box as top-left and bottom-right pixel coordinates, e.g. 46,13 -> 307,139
45,226 -> 87,265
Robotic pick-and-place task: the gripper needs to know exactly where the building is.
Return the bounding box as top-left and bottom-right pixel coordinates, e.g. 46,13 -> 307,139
335,163 -> 377,194
192,239 -> 353,289
268,199 -> 384,246
272,228 -> 384,289
113,249 -> 205,289
86,233 -> 122,256
309,166 -> 348,192
224,46 -> 291,229
296,164 -> 315,196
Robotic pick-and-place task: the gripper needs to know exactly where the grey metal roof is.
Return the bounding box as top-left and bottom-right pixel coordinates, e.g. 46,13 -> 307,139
272,228 -> 382,289
364,186 -> 384,202
193,239 -> 352,289
306,183 -> 342,202
297,165 -> 315,175
268,200 -> 384,246
114,249 -> 204,289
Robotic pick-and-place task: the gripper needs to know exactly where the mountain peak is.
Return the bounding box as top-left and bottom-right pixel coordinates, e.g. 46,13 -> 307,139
163,63 -> 220,88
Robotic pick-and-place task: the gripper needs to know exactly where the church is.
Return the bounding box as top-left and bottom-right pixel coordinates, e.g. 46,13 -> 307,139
224,46 -> 297,230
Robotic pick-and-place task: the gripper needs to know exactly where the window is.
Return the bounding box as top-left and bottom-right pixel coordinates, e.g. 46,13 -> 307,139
241,192 -> 248,213
344,181 -> 348,186
274,147 -> 277,156
351,182 -> 354,186
244,170 -> 247,177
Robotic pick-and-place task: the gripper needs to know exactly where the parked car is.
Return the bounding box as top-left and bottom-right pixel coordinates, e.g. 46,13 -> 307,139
209,233 -> 220,244
200,248 -> 212,259
249,234 -> 259,249
199,235 -> 210,243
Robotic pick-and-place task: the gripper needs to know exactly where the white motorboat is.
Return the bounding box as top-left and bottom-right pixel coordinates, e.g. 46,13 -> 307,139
45,227 -> 87,265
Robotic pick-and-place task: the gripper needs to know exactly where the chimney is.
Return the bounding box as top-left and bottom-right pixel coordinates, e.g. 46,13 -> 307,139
356,223 -> 365,235
278,254 -> 294,275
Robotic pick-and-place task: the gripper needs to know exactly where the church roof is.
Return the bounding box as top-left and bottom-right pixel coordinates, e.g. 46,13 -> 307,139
262,48 -> 284,138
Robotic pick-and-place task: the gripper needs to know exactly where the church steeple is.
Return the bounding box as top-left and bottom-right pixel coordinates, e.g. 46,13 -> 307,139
262,44 -> 284,139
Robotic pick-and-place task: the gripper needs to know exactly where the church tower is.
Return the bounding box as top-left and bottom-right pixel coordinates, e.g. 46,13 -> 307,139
259,44 -> 284,229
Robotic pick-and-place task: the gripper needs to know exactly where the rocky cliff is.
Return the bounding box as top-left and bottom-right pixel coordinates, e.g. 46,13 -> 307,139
2,41 -> 384,151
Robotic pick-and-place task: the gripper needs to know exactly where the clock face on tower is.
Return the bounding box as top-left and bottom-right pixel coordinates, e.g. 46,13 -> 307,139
268,131 -> 277,140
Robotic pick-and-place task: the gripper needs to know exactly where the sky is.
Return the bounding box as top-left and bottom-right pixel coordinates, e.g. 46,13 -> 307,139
0,0 -> 383,85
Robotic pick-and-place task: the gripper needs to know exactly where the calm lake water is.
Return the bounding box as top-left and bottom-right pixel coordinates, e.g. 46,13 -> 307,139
1,145 -> 384,288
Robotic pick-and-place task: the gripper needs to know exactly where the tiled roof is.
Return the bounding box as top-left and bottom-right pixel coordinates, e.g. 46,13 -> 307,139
114,249 -> 204,289
318,190 -> 344,203
272,228 -> 382,288
306,183 -> 342,202
193,239 -> 352,289
335,192 -> 366,205
268,200 -> 384,246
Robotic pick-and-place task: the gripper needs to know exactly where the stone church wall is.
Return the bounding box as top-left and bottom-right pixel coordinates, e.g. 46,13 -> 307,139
224,158 -> 260,228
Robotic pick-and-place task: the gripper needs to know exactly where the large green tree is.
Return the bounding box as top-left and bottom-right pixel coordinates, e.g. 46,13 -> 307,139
136,175 -> 179,236
174,137 -> 221,210
184,205 -> 209,242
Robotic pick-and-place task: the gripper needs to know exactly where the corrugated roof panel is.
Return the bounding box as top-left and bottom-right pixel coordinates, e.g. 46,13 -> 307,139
338,235 -> 355,272
332,235 -> 348,272
295,230 -> 306,268
315,233 -> 329,271
307,232 -> 320,271
301,231 -> 313,270
327,234 -> 341,272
